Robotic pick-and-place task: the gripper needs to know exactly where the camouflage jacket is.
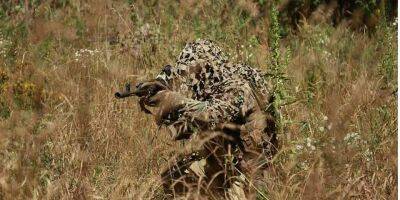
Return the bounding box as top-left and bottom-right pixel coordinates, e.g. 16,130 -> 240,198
151,39 -> 275,148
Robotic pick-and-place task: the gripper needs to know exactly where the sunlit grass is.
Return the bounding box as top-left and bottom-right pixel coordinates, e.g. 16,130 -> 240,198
0,1 -> 397,199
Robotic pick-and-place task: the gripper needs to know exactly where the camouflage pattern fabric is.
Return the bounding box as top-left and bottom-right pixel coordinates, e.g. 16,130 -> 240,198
133,39 -> 277,196
154,39 -> 273,139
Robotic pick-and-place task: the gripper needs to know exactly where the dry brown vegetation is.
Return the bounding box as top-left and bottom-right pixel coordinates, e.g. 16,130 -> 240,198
0,0 -> 397,199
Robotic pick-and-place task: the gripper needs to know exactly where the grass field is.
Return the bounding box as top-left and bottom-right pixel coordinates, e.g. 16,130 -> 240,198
0,1 -> 397,199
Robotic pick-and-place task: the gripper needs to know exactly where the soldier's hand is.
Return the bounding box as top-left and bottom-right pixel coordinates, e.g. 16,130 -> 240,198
146,90 -> 188,124
133,80 -> 168,98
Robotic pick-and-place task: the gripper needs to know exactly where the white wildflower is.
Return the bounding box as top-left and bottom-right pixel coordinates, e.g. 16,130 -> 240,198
295,144 -> 303,151
74,48 -> 100,61
343,132 -> 360,145
299,161 -> 309,170
305,137 -> 316,151
363,148 -> 373,162
0,33 -> 9,57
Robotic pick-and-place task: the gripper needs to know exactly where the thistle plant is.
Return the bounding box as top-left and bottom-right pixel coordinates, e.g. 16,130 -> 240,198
267,2 -> 291,134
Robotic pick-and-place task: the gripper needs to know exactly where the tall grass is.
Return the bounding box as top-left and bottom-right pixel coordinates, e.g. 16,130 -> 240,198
0,0 -> 397,199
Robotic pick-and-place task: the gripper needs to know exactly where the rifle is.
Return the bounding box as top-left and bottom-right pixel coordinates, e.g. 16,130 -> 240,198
114,80 -> 254,140
114,80 -> 169,114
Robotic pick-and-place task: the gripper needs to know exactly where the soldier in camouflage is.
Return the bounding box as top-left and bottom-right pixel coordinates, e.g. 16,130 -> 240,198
116,39 -> 277,197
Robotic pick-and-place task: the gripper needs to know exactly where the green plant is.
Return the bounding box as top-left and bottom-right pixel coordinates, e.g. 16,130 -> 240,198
377,22 -> 396,89
36,37 -> 53,60
74,17 -> 86,37
267,2 -> 292,134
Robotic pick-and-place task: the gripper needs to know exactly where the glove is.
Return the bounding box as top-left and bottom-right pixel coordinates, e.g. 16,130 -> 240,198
146,90 -> 188,125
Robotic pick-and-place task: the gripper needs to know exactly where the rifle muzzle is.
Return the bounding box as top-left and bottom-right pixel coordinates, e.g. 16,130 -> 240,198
115,83 -> 137,99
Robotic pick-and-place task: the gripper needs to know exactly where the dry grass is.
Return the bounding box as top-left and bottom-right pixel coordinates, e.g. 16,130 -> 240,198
0,0 -> 397,199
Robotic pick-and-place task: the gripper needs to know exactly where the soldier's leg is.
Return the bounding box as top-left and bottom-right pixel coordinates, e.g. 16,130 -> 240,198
227,178 -> 247,200
160,153 -> 203,195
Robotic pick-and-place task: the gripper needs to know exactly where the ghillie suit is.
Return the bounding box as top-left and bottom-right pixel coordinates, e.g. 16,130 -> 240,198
115,39 -> 277,197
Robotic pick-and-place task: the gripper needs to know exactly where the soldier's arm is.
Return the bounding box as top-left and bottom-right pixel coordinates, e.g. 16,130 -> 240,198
149,86 -> 256,140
